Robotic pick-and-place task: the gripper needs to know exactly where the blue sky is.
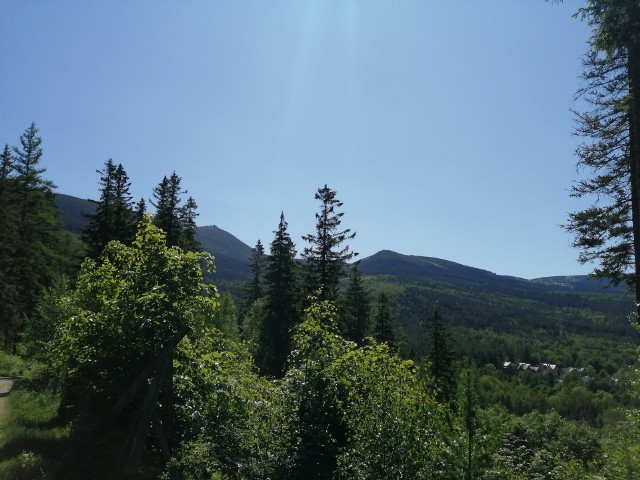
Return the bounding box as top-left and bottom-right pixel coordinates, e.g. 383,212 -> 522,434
2,1 -> 595,279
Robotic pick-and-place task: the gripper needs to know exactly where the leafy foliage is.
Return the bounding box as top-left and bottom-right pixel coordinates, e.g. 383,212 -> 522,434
43,216 -> 217,413
170,329 -> 290,479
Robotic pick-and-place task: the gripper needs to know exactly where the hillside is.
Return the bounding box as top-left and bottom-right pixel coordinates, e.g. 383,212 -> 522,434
54,193 -> 253,282
196,225 -> 252,281
54,193 -> 96,234
53,193 -> 637,360
359,250 -> 634,334
359,249 -> 624,294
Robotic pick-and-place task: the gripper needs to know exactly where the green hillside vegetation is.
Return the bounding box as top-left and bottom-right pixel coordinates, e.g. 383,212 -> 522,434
6,2 -> 640,472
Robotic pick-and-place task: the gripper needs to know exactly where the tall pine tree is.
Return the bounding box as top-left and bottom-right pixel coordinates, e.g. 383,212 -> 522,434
564,1 -> 640,320
372,291 -> 397,349
425,309 -> 456,404
82,159 -> 136,258
134,197 -> 146,226
0,145 -> 19,349
151,172 -> 199,250
302,185 -> 357,301
10,123 -> 62,348
241,239 -> 266,316
179,195 -> 200,251
259,213 -> 301,377
339,262 -> 370,343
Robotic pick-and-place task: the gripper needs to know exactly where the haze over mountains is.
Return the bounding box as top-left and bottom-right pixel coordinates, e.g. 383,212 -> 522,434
54,193 -> 620,295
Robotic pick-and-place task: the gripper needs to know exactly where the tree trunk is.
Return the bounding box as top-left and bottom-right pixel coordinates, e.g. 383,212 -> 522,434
627,40 -> 640,323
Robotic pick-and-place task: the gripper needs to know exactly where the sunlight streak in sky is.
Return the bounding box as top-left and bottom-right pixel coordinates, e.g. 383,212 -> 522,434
277,1 -> 321,162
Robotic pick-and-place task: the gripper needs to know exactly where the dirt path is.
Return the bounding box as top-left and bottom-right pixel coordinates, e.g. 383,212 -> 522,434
0,378 -> 16,423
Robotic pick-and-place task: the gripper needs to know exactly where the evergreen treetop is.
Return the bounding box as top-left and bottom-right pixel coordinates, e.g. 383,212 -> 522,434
302,184 -> 357,301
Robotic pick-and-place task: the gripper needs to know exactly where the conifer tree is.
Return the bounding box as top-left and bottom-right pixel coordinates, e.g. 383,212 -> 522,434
151,173 -> 181,247
151,172 -> 199,250
339,262 -> 370,343
425,309 -> 456,404
134,197 -> 146,226
179,195 -> 200,251
564,1 -> 640,319
241,239 -> 266,316
10,123 -> 62,347
259,213 -> 300,376
373,291 -> 397,348
0,145 -> 19,349
112,163 -> 135,242
302,185 -> 357,301
82,159 -> 135,258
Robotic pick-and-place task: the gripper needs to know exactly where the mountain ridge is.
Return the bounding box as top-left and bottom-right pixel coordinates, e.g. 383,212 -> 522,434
54,193 -> 614,292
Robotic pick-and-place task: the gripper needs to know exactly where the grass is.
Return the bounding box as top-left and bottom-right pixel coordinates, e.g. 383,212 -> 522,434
0,381 -> 70,479
0,352 -> 27,377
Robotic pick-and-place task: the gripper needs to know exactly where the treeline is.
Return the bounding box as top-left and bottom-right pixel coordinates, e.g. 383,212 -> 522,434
26,215 -> 636,479
0,124 -> 85,351
4,121 -> 640,479
0,124 -> 201,351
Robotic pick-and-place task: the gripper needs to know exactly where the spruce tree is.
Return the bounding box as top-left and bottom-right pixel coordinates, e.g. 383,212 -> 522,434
425,309 -> 456,404
259,213 -> 300,376
564,1 -> 640,320
151,172 -> 199,250
10,123 -> 62,347
0,145 -> 19,349
82,159 -> 135,258
302,185 -> 357,301
179,195 -> 200,251
112,163 -> 135,242
151,174 -> 179,247
134,197 -> 146,226
339,262 -> 370,343
373,291 -> 397,348
241,239 -> 266,316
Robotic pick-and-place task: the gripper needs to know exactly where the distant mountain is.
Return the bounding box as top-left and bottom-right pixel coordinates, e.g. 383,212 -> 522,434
54,193 -> 95,234
359,249 -> 529,288
360,250 -> 634,350
55,194 -> 624,293
196,226 -> 252,281
53,193 -> 636,352
359,249 -> 622,294
54,193 -> 253,282
531,275 -> 626,294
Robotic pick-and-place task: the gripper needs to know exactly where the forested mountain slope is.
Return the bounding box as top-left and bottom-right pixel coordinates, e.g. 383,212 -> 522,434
359,249 -> 635,343
55,194 -> 635,344
54,193 -> 253,281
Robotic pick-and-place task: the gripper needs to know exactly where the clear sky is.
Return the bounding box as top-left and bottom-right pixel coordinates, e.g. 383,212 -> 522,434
2,1 -> 597,279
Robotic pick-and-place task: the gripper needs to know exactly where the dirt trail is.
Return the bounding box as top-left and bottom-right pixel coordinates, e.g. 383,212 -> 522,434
0,378 -> 15,423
